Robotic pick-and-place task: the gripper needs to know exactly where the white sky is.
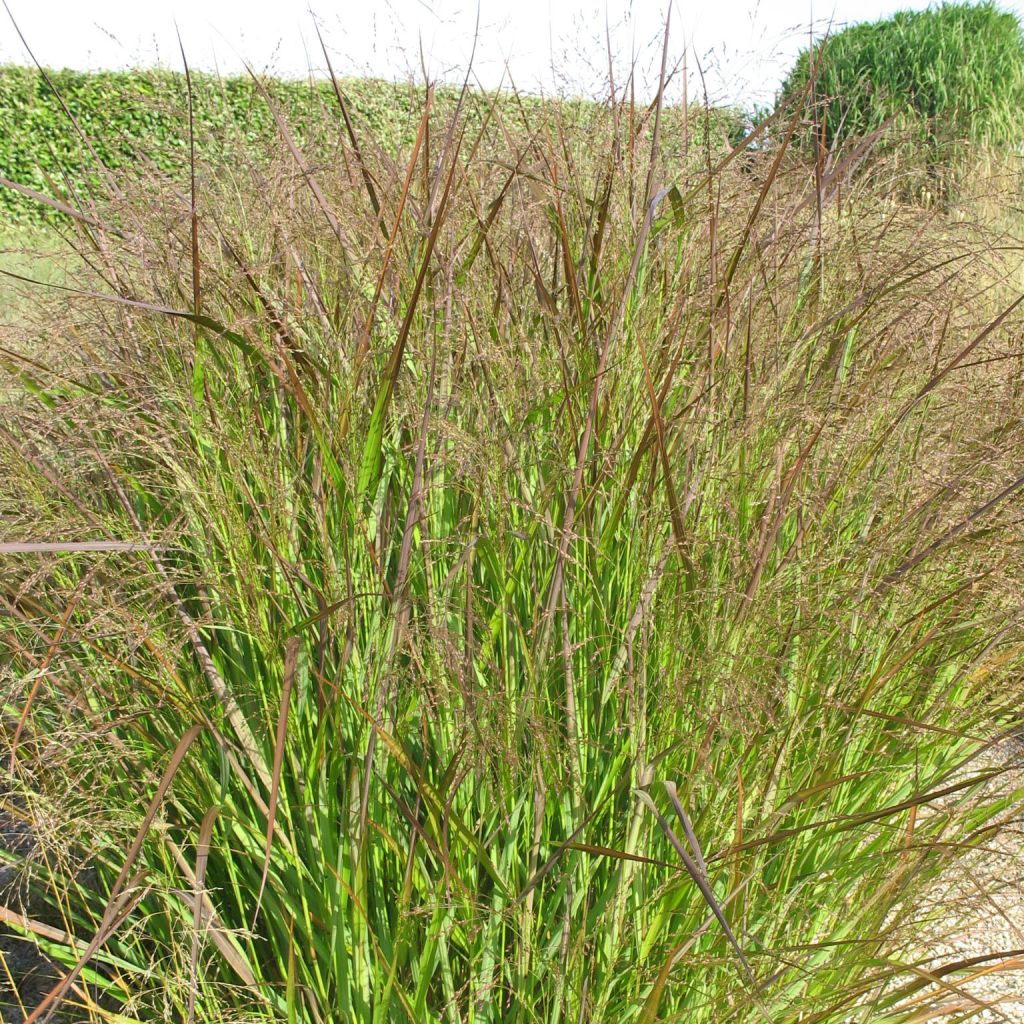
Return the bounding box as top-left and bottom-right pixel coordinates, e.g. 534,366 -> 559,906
3,0 -> 1024,107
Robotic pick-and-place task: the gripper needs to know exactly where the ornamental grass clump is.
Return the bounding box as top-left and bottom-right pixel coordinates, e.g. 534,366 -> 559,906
1,41 -> 1024,1024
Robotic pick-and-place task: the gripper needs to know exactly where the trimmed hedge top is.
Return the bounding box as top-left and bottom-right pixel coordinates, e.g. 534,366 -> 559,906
0,66 -> 430,224
0,65 -> 754,228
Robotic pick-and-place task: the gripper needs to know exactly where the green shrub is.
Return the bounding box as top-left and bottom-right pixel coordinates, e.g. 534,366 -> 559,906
779,2 -> 1024,161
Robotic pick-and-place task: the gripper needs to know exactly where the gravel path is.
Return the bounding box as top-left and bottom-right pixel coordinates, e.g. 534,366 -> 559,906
905,747 -> 1024,1023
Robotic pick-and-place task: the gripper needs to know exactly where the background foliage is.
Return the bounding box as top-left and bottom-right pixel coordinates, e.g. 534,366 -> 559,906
0,65 -> 750,228
779,1 -> 1024,177
0,66 -> 429,225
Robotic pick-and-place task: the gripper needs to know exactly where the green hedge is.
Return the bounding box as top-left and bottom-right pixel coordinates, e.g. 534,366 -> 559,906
0,66 -> 752,228
779,2 -> 1024,153
0,66 -> 430,224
